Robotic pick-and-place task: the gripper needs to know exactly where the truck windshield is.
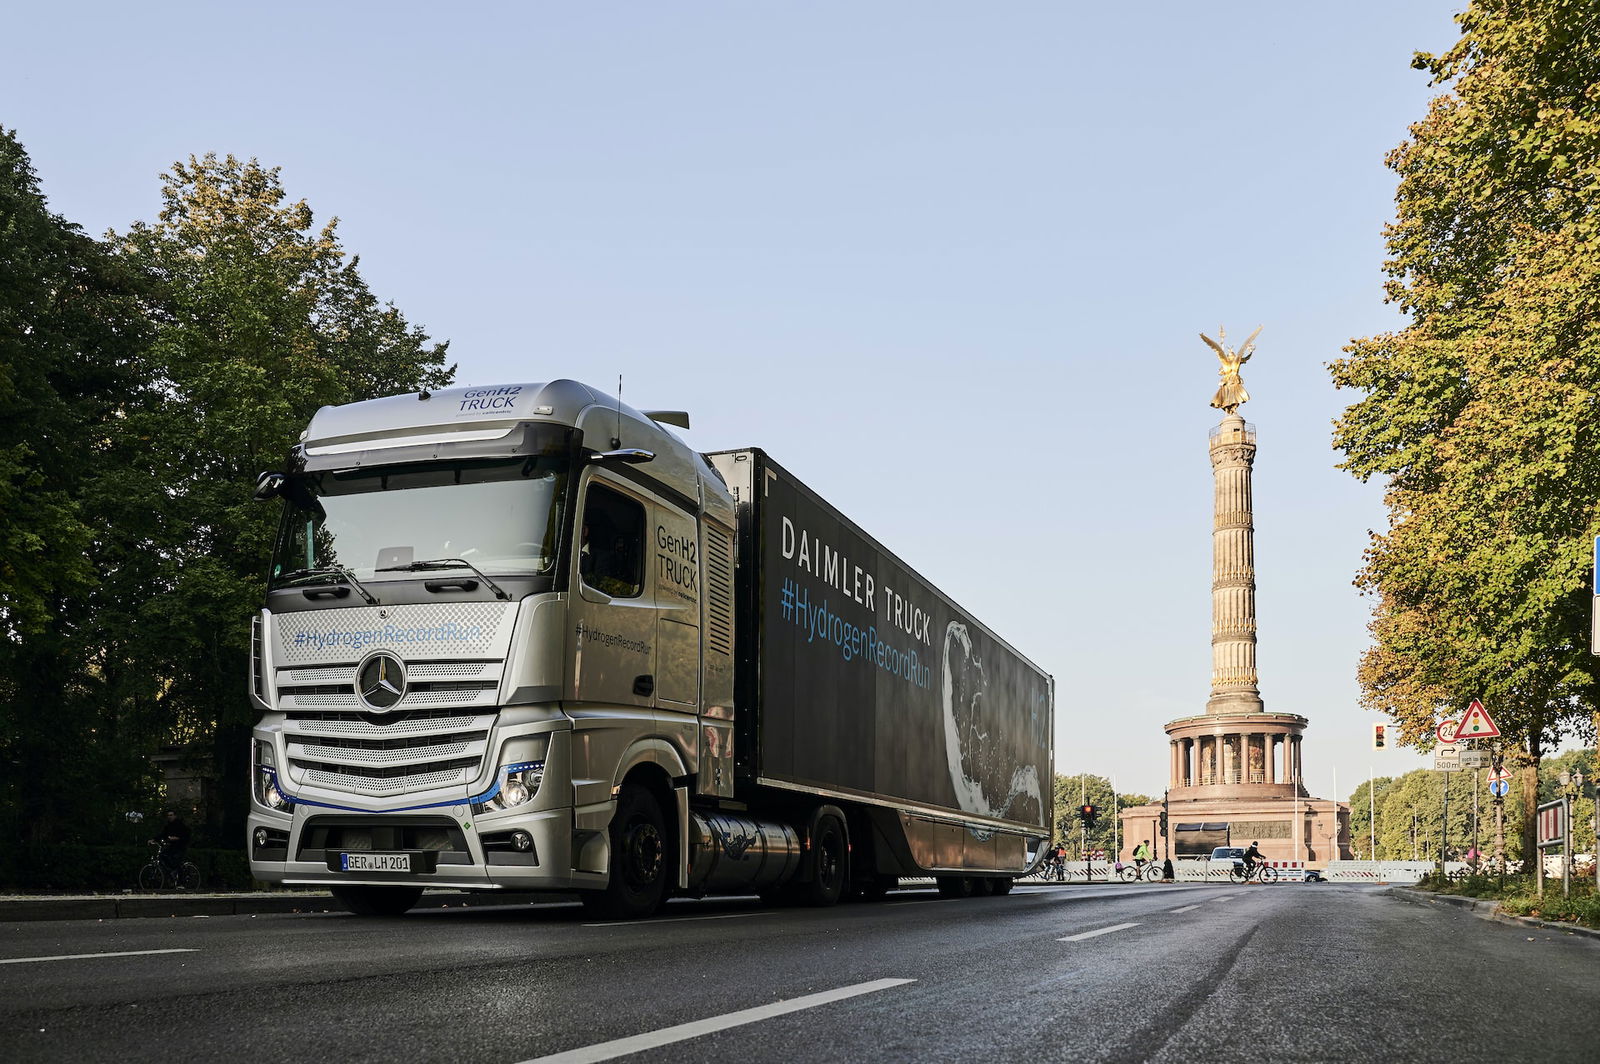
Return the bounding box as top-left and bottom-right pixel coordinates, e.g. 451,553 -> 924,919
269,458 -> 567,588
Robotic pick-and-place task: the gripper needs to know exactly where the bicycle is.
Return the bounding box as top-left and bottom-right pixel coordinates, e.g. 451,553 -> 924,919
138,842 -> 200,892
1118,861 -> 1161,883
1229,860 -> 1278,884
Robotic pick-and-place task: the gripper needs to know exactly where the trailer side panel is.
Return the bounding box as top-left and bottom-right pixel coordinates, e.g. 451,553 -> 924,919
711,449 -> 1052,840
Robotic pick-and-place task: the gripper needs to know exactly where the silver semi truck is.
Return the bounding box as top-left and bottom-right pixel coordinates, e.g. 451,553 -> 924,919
247,380 -> 1053,917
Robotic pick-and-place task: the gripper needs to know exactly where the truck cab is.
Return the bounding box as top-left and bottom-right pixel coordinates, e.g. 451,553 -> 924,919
247,380 -> 737,916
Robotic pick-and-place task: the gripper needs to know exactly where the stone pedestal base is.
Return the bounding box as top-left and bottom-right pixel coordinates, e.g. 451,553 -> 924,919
1118,795 -> 1352,865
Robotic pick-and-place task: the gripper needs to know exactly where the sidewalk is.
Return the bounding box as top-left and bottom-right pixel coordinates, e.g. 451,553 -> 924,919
1388,886 -> 1600,941
0,889 -> 570,923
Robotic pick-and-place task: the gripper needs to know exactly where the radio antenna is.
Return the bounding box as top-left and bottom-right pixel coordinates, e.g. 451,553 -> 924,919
612,374 -> 623,449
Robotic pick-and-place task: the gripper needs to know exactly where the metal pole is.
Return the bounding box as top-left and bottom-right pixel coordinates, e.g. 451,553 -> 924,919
1081,774 -> 1090,883
1492,754 -> 1506,886
1112,776 -> 1119,861
1163,788 -> 1170,862
1439,770 -> 1450,878
1472,764 -> 1480,857
1369,765 -> 1376,862
1563,794 -> 1571,900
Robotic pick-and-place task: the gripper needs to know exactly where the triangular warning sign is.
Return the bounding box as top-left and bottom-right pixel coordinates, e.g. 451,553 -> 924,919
1456,698 -> 1501,739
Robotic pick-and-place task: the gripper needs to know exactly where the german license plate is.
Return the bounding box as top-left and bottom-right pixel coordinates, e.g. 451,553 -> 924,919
340,852 -> 411,873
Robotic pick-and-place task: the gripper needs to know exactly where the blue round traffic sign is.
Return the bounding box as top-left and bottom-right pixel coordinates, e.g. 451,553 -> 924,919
1489,778 -> 1510,797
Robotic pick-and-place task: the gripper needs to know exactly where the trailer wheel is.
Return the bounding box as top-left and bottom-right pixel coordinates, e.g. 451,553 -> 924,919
936,876 -> 975,899
990,877 -> 1013,896
582,783 -> 668,919
331,886 -> 422,916
802,815 -> 847,906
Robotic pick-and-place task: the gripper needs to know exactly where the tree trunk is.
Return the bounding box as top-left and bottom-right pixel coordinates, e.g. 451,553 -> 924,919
1520,732 -> 1542,869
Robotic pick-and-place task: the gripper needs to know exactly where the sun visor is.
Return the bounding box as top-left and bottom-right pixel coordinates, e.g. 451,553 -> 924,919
304,419 -> 522,457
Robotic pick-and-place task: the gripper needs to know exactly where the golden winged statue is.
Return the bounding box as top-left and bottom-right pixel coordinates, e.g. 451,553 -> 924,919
1200,324 -> 1262,413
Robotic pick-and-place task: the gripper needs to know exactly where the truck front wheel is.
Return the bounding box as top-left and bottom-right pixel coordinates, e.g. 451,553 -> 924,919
331,885 -> 422,916
583,784 -> 668,919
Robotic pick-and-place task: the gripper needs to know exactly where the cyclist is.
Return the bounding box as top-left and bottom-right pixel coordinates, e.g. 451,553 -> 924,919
1132,838 -> 1153,877
150,809 -> 191,883
1243,840 -> 1264,879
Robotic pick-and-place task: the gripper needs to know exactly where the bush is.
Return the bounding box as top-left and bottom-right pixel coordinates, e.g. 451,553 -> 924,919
1420,872 -> 1600,931
1499,888 -> 1600,929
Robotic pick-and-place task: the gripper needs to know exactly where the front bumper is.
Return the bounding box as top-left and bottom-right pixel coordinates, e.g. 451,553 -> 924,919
248,804 -> 605,892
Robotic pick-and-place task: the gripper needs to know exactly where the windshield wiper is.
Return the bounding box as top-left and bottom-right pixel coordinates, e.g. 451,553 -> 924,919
376,558 -> 510,600
277,566 -> 379,605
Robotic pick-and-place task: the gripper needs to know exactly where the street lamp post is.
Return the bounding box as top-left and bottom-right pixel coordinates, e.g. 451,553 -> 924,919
1558,769 -> 1586,900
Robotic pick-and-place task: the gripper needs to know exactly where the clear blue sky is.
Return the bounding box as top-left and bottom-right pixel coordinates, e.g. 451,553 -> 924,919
7,1 -> 1475,800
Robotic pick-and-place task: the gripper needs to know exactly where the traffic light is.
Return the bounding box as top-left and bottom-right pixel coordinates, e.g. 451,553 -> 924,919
1373,723 -> 1388,750
1158,810 -> 1168,834
1079,803 -> 1098,825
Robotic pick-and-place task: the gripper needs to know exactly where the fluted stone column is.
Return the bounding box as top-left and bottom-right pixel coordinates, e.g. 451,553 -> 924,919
1208,415 -> 1264,715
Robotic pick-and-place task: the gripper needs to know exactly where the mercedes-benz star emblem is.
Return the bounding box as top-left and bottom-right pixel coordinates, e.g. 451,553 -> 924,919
357,652 -> 406,711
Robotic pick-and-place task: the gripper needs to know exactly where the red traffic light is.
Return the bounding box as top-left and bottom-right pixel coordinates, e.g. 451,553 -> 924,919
1079,803 -> 1099,822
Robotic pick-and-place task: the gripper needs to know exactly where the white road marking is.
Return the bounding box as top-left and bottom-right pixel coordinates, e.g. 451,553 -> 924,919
514,978 -> 916,1064
582,912 -> 759,928
0,948 -> 198,966
1168,904 -> 1201,913
1059,922 -> 1140,941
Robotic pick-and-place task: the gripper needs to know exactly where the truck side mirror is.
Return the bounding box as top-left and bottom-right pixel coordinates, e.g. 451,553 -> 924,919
254,472 -> 287,502
589,449 -> 655,465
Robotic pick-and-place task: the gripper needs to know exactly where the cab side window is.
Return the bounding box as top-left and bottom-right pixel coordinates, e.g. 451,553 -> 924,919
579,483 -> 645,598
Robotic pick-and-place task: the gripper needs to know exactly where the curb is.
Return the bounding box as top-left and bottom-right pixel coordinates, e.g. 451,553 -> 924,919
0,890 -> 573,923
1388,886 -> 1600,941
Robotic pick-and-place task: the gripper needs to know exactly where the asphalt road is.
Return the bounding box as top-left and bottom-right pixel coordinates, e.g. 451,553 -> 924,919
2,882 -> 1595,1064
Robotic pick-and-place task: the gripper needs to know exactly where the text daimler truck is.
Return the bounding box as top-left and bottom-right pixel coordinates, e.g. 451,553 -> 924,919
247,379 -> 1054,917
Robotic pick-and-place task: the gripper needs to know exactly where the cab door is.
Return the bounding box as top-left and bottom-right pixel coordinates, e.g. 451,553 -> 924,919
566,475 -> 656,712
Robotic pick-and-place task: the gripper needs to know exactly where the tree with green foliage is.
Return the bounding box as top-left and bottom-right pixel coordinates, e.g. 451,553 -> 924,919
1351,750 -> 1599,866
1050,772 -> 1152,859
1330,0 -> 1600,863
1351,770 -> 1509,862
0,127 -> 151,845
93,154 -> 456,844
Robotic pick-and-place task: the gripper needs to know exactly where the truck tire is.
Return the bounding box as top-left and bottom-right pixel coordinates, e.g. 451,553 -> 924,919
990,877 -> 1013,895
582,783 -> 669,919
331,885 -> 422,916
937,875 -> 976,899
802,815 -> 847,907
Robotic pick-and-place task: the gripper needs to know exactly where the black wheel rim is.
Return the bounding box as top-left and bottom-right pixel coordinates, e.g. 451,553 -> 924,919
817,833 -> 841,889
623,821 -> 663,888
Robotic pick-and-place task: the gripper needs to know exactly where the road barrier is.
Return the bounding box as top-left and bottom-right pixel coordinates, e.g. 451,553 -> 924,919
1023,857 -> 1488,886
1322,860 -> 1444,883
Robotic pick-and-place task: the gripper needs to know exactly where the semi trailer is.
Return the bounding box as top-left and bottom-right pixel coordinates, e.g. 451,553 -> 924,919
247,379 -> 1053,917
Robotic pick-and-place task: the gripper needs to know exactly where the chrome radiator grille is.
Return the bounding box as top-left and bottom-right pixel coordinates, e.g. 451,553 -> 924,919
274,658 -> 502,799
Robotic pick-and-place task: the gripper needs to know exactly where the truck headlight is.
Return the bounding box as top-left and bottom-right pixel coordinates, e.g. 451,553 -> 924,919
254,740 -> 292,812
475,761 -> 545,813
255,766 -> 293,811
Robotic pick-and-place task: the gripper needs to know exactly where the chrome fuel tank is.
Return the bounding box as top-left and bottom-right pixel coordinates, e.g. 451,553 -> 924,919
686,812 -> 802,894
